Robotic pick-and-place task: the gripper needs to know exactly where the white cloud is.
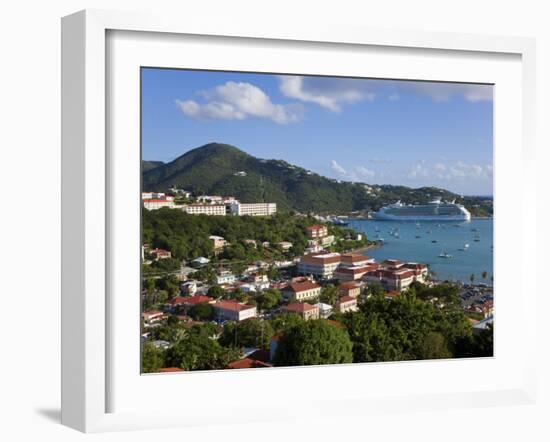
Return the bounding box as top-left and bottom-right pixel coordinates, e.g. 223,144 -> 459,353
278,76 -> 492,112
398,82 -> 493,103
330,160 -> 347,175
329,160 -> 377,182
176,81 -> 302,124
355,166 -> 375,179
279,76 -> 373,112
406,161 -> 493,182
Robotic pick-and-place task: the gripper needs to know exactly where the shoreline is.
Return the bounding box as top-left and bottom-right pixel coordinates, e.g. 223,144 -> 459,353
347,241 -> 382,255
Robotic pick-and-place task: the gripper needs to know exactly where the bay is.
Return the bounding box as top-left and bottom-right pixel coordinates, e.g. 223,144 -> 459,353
348,219 -> 493,283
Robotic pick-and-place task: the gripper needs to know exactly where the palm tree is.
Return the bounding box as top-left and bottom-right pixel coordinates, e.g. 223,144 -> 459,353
482,271 -> 488,280
470,273 -> 475,284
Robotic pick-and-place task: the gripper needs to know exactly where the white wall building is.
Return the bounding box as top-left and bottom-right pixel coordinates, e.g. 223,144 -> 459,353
298,252 -> 341,278
143,199 -> 176,210
229,202 -> 277,216
213,301 -> 257,322
183,204 -> 227,216
142,192 -> 166,200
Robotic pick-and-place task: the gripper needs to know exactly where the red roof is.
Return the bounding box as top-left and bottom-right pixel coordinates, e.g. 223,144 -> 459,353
339,281 -> 363,289
142,310 -> 163,319
336,266 -> 372,275
284,302 -> 318,313
301,252 -> 341,265
373,269 -> 415,280
158,367 -> 184,373
306,224 -> 326,231
170,295 -> 212,306
227,358 -> 272,369
338,295 -> 356,304
404,262 -> 427,270
143,199 -> 172,203
214,300 -> 255,312
341,254 -> 372,264
151,248 -> 170,254
283,280 -> 321,293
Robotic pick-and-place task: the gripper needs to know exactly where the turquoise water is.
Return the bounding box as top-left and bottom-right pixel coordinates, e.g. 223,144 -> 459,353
348,219 -> 493,283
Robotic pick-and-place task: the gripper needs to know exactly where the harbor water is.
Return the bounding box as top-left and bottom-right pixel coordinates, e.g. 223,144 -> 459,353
348,219 -> 493,283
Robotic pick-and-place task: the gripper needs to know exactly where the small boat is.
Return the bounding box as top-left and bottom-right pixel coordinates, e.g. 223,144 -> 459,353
458,243 -> 470,251
332,218 -> 349,226
438,252 -> 453,259
473,235 -> 481,242
415,235 -> 421,239
431,239 -> 438,243
426,229 -> 432,234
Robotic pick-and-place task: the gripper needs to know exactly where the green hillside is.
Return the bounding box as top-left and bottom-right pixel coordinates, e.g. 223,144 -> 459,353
142,160 -> 164,173
142,143 -> 492,215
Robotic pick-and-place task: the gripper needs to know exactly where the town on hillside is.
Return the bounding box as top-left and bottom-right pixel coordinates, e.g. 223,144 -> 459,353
141,189 -> 493,373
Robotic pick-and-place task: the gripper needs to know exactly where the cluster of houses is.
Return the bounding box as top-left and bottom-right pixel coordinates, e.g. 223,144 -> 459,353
141,220 -> 436,371
142,190 -> 277,217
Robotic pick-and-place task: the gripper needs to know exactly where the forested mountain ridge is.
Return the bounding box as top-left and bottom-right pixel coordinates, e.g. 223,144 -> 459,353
142,143 -> 492,215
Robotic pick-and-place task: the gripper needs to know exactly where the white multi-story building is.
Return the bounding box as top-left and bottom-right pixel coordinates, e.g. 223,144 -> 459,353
229,202 -> 277,217
305,224 -> 328,239
216,271 -> 236,285
197,195 -> 224,204
320,235 -> 335,247
298,252 -> 341,278
363,260 -> 428,292
183,204 -> 227,216
169,187 -> 192,198
143,199 -> 176,210
336,296 -> 358,313
314,302 -> 333,319
142,192 -> 166,200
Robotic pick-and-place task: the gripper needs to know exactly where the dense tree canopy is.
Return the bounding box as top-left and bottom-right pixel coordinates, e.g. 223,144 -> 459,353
255,288 -> 282,311
166,332 -> 240,371
141,342 -> 165,373
142,209 -> 368,265
219,318 -> 274,349
341,289 -> 472,362
188,303 -> 215,321
274,320 -> 353,366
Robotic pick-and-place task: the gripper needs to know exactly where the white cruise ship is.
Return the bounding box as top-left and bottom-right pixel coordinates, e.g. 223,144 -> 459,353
371,198 -> 471,221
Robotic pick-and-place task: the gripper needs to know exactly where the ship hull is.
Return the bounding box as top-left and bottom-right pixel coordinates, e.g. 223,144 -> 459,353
371,213 -> 471,221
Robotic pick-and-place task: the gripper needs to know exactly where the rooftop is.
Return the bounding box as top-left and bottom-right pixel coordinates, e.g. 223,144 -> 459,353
306,224 -> 327,230
170,295 -> 213,306
283,280 -> 321,293
214,300 -> 256,312
227,358 -> 272,369
283,302 -> 318,313
338,295 -> 356,303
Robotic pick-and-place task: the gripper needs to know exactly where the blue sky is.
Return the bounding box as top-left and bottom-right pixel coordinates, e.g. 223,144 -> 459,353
142,68 -> 493,195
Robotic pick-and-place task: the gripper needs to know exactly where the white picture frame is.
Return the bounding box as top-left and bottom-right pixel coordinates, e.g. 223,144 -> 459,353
61,9 -> 537,433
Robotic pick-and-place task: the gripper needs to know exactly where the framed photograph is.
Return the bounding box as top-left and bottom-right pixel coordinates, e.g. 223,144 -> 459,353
61,9 -> 537,433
